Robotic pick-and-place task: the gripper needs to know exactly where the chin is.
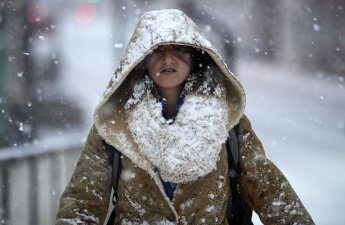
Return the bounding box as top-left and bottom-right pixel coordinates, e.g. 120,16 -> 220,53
157,83 -> 183,90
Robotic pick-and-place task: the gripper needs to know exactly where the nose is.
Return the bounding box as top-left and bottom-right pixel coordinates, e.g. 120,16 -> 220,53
161,48 -> 175,64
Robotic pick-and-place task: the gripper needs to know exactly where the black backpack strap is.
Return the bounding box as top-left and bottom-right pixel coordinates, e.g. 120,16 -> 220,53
226,125 -> 254,225
102,140 -> 122,225
228,126 -> 240,178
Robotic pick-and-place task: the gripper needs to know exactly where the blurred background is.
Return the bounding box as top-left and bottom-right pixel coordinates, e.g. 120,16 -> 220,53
0,0 -> 344,224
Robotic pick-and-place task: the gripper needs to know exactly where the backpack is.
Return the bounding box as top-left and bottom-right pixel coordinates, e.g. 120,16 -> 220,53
102,126 -> 253,225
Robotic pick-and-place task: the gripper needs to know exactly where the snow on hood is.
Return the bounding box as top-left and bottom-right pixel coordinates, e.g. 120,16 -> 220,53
93,9 -> 246,175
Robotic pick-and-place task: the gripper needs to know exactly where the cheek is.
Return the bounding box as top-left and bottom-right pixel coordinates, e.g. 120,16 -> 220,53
147,61 -> 157,78
186,54 -> 192,68
185,59 -> 192,74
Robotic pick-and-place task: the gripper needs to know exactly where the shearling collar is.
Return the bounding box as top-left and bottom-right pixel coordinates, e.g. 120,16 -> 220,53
127,93 -> 229,183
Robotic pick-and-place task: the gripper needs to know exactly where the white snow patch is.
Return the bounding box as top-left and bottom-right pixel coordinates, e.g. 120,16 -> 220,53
242,132 -> 250,141
205,205 -> 215,213
180,198 -> 194,210
121,219 -> 175,225
75,210 -> 99,223
272,200 -> 286,206
121,169 -> 136,182
216,175 -> 225,189
60,218 -> 84,225
124,190 -> 146,216
207,192 -> 215,200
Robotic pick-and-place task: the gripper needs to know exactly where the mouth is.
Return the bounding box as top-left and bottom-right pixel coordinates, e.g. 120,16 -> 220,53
160,68 -> 177,74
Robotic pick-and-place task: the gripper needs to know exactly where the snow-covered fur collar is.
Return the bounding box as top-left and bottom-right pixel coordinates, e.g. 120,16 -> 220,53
127,93 -> 229,183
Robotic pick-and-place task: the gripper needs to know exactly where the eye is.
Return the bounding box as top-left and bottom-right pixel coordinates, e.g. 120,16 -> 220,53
149,48 -> 163,59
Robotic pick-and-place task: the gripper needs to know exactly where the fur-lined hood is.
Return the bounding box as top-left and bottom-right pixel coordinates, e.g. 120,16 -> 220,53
93,9 -> 246,175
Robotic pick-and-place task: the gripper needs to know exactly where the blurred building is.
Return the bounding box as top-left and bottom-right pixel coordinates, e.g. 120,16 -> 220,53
242,0 -> 345,75
110,0 -> 345,76
296,0 -> 345,75
0,0 -> 82,148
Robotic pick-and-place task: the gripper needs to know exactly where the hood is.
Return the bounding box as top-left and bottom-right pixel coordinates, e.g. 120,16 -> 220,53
93,9 -> 246,175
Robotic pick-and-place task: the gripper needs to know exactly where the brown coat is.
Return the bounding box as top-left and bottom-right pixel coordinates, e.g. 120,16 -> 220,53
55,115 -> 314,225
55,9 -> 314,225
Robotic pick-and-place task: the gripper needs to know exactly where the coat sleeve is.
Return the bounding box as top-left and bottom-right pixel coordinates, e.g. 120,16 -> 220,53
55,125 -> 113,225
237,115 -> 315,225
